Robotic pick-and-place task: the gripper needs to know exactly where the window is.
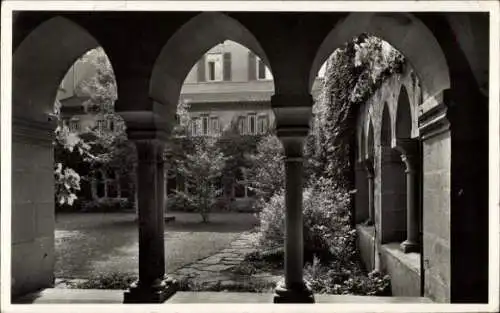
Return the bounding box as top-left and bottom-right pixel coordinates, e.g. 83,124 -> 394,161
248,114 -> 256,135
69,119 -> 80,132
205,54 -> 223,82
237,116 -> 246,135
210,117 -> 220,135
108,119 -> 115,132
257,115 -> 268,134
256,57 -> 272,80
96,119 -> 106,134
191,118 -> 200,136
201,115 -> 209,135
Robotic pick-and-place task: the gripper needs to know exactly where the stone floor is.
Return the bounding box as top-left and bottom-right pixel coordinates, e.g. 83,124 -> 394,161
14,289 -> 433,304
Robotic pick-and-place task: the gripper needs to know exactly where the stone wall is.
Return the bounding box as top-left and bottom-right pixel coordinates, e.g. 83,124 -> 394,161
421,131 -> 451,302
11,129 -> 55,297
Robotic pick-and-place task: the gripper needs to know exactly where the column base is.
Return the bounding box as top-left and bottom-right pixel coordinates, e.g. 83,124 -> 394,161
400,240 -> 419,253
123,277 -> 178,303
273,280 -> 314,303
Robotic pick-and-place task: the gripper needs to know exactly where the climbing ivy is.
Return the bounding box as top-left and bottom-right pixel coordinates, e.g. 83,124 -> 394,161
309,34 -> 405,190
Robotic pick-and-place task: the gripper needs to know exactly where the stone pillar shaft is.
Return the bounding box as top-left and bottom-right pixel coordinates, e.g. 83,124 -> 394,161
271,93 -> 314,303
397,140 -> 420,254
364,159 -> 375,225
136,140 -> 164,284
400,153 -> 419,253
284,157 -> 304,288
124,140 -> 177,303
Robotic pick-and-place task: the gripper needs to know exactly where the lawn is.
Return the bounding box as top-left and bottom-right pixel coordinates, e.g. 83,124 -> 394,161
55,212 -> 258,279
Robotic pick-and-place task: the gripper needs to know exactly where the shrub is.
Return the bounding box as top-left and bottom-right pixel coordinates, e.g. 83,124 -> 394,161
81,198 -> 132,212
304,257 -> 391,296
73,272 -> 136,289
257,177 -> 354,263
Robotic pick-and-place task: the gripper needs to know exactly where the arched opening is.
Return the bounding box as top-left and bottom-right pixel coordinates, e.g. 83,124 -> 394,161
379,102 -> 407,244
308,12 -> 450,100
11,16 -> 110,297
149,12 -> 274,134
395,86 -> 412,140
162,35 -> 276,217
354,114 -> 369,225
394,85 -> 421,254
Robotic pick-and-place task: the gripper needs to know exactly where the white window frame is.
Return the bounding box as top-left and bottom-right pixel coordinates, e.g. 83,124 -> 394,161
206,53 -> 223,82
69,118 -> 80,133
191,118 -> 200,136
96,119 -> 106,134
238,116 -> 247,135
201,115 -> 209,136
210,116 -> 220,135
256,57 -> 272,80
257,114 -> 268,134
247,113 -> 257,135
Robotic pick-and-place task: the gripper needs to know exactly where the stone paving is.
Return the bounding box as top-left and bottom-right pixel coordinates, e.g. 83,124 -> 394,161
169,231 -> 281,290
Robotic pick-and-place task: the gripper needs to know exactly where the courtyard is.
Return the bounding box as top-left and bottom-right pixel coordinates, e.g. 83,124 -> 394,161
54,212 -> 258,279
6,5 -> 494,309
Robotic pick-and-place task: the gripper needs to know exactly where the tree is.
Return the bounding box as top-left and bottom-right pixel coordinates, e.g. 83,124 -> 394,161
247,134 -> 285,205
53,47 -> 136,210
53,99 -> 97,207
174,137 -> 226,222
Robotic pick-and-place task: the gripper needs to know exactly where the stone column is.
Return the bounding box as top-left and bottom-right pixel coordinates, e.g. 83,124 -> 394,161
124,140 -> 177,303
396,140 -> 420,253
364,158 -> 375,226
272,94 -> 314,303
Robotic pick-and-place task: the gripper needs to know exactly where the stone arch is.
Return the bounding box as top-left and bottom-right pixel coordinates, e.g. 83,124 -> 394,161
366,118 -> 375,160
380,102 -> 392,147
379,100 -> 407,244
395,85 -> 412,143
149,12 -> 274,132
13,16 -> 104,122
309,12 -> 450,101
356,110 -> 366,162
11,16 -> 116,297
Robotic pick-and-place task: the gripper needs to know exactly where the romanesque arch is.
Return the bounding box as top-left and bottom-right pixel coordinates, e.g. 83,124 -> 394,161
13,16 -> 102,121
11,16 -> 111,297
309,12 -> 450,101
149,12 -> 274,134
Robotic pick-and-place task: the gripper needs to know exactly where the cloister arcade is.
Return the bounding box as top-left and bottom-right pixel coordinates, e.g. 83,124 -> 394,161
10,10 -> 490,304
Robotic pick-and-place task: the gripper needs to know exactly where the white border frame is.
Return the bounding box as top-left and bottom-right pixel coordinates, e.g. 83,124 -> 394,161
1,1 -> 499,313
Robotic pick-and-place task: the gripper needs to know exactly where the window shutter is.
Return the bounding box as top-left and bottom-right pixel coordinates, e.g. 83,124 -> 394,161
248,51 -> 256,81
223,52 -> 232,81
197,55 -> 206,82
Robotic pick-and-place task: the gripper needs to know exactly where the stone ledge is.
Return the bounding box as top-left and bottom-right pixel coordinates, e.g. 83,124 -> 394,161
381,243 -> 421,275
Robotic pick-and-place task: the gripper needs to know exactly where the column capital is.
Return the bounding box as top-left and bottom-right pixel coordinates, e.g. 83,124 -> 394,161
272,93 -> 313,138
118,110 -> 170,142
394,139 -> 419,173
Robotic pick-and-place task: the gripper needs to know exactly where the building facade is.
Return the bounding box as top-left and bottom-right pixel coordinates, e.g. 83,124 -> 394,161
168,40 -> 326,210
